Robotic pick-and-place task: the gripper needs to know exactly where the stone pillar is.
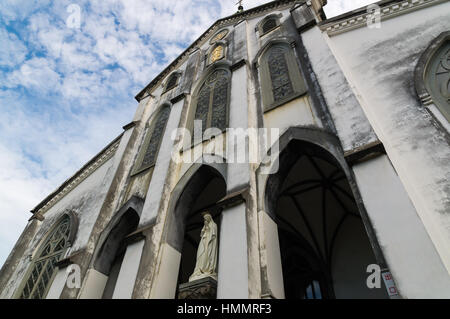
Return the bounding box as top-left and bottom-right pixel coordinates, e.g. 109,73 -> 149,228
352,155 -> 450,298
139,98 -> 185,226
217,202 -> 248,299
78,268 -> 108,299
112,239 -> 145,299
259,211 -> 284,299
46,268 -> 67,299
149,243 -> 182,299
227,62 -> 249,193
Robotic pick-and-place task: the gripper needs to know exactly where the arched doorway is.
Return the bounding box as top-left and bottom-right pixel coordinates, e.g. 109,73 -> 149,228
264,136 -> 388,299
163,162 -> 227,298
93,203 -> 141,299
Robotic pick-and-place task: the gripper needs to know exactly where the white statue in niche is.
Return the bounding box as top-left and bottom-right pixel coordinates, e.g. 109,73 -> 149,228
189,213 -> 218,282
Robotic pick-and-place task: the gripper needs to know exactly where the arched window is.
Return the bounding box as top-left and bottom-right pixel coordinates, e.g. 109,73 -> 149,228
18,215 -> 72,299
257,14 -> 281,36
191,68 -> 230,142
132,105 -> 171,175
259,42 -> 307,112
424,37 -> 450,121
210,29 -> 228,44
164,72 -> 181,93
262,18 -> 277,34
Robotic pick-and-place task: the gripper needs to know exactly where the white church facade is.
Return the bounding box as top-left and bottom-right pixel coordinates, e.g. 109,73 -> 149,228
1,0 -> 450,299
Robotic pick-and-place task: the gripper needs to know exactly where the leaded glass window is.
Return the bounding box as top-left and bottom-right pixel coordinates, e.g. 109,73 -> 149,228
259,43 -> 307,112
19,215 -> 71,299
165,73 -> 180,92
135,106 -> 171,173
268,47 -> 294,102
262,18 -> 277,34
192,69 -> 230,141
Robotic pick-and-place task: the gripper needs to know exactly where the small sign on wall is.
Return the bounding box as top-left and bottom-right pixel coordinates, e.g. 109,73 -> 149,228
382,270 -> 399,297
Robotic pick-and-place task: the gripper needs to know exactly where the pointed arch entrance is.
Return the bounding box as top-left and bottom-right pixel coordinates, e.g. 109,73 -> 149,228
152,158 -> 227,299
260,127 -> 388,299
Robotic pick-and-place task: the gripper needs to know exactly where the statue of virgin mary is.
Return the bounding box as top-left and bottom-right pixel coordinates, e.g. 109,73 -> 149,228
189,213 -> 218,282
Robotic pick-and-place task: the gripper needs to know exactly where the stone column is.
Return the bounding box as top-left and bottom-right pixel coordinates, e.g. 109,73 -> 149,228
352,155 -> 450,298
46,268 -> 67,299
112,239 -> 145,299
217,202 -> 249,299
78,268 -> 108,299
139,97 -> 185,226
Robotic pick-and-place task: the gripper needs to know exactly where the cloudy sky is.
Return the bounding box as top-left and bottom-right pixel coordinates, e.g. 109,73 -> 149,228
0,0 -> 375,268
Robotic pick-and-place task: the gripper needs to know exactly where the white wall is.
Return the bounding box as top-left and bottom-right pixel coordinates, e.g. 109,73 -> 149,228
324,1 -> 450,275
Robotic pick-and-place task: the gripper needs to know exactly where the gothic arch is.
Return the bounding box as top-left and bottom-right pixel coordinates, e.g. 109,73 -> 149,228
15,212 -> 78,299
415,31 -> 450,125
91,196 -> 143,299
257,126 -> 388,299
164,157 -> 227,251
163,71 -> 182,93
154,157 -> 227,298
256,13 -> 283,36
93,196 -> 143,275
188,62 -> 232,144
132,102 -> 172,176
253,38 -> 307,112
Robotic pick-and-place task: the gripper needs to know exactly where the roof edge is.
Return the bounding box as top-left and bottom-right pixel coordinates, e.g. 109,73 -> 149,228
134,0 -> 301,102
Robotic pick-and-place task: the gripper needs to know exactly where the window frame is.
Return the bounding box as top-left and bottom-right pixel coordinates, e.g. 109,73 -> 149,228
163,72 -> 182,94
15,213 -> 77,299
258,41 -> 308,113
257,13 -> 282,37
188,64 -> 232,147
131,104 -> 172,176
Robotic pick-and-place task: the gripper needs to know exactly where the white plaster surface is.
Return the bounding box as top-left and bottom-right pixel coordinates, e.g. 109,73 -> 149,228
112,239 -> 145,299
353,155 -> 450,298
217,202 -> 249,299
261,212 -> 284,299
150,243 -> 181,299
46,268 -> 67,299
140,99 -> 185,226
78,268 -> 108,299
302,26 -> 378,152
325,2 -> 450,274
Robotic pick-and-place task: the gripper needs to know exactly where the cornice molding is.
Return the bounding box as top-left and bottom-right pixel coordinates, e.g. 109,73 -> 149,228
320,0 -> 446,37
31,135 -> 122,217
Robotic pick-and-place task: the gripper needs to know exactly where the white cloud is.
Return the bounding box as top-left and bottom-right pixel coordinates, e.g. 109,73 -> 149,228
7,57 -> 61,93
0,28 -> 28,68
324,0 -> 376,18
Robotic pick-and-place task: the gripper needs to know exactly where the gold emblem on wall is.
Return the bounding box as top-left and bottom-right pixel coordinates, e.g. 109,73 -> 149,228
210,45 -> 224,64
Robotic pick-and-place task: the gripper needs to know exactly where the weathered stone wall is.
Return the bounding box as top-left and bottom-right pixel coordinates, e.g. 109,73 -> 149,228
322,1 -> 450,282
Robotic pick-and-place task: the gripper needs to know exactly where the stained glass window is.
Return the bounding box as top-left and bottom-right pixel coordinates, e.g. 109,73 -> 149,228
262,18 -> 277,34
19,215 -> 71,299
193,69 -> 230,141
260,43 -> 307,112
165,73 -> 180,92
268,47 -> 294,102
137,106 -> 171,172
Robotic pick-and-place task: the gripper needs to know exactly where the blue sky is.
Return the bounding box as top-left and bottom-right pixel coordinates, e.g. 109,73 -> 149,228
0,0 -> 375,268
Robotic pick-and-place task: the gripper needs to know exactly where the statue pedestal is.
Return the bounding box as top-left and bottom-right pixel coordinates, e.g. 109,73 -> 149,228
178,277 -> 217,299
